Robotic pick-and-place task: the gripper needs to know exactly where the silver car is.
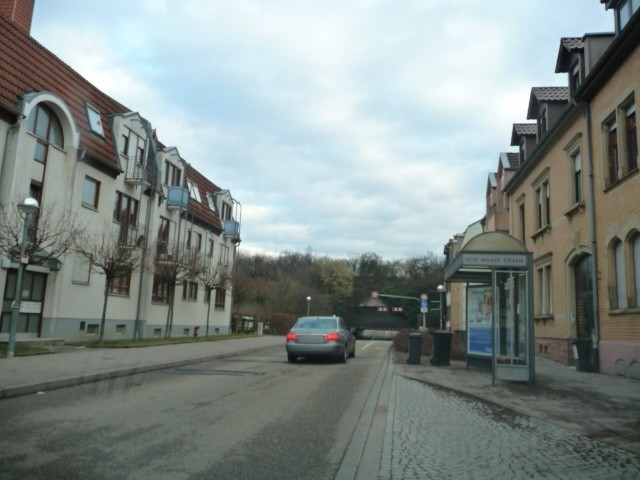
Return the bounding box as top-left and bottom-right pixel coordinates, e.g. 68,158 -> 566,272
285,316 -> 356,363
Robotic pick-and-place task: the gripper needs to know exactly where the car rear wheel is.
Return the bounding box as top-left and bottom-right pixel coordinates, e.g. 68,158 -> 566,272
287,354 -> 298,363
338,347 -> 347,363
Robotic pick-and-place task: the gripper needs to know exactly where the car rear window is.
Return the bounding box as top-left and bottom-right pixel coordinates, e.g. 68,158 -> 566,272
295,318 -> 337,329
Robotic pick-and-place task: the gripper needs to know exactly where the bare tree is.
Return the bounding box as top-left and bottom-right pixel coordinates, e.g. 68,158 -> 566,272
199,261 -> 233,336
0,200 -> 86,266
77,222 -> 147,343
153,241 -> 204,338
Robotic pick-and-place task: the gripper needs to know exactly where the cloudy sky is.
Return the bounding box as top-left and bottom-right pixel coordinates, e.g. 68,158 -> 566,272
31,1 -> 613,260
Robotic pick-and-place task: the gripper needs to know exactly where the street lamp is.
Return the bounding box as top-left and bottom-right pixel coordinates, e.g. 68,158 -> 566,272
306,296 -> 311,316
437,285 -> 445,331
6,197 -> 39,358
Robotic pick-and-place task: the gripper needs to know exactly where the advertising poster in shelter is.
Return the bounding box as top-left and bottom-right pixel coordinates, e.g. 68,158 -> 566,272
467,286 -> 493,356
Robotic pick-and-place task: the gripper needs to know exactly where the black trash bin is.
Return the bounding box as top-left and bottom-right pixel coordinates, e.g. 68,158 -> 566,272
430,330 -> 453,366
572,338 -> 593,372
407,332 -> 422,365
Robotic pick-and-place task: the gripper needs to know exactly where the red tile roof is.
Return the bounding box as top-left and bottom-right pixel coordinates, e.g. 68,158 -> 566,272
0,14 -> 128,171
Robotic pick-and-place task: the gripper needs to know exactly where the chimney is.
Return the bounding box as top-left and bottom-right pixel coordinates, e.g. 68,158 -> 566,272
0,0 -> 35,35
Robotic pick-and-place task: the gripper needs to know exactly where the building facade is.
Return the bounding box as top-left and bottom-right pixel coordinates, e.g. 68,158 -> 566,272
0,0 -> 240,341
443,1 -> 640,377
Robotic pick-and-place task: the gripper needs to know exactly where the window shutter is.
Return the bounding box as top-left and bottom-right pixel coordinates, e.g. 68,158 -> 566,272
615,242 -> 626,309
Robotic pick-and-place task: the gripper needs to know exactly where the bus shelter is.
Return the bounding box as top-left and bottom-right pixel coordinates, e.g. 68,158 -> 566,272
443,232 -> 535,386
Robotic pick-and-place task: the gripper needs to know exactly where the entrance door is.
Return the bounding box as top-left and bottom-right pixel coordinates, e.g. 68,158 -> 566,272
494,270 -> 529,382
1,270 -> 47,337
574,256 -> 593,339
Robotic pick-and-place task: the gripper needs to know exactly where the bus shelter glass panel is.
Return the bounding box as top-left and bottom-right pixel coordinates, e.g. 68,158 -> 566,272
495,271 -> 527,367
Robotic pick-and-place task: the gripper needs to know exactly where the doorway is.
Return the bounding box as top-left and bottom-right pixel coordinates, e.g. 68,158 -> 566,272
574,255 -> 593,339
1,270 -> 47,337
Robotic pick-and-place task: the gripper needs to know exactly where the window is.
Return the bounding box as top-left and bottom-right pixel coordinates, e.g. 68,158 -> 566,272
86,104 -> 104,137
152,276 -> 170,304
570,63 -> 581,95
215,288 -> 226,308
617,0 -> 640,30
607,119 -> 619,185
221,202 -> 232,221
187,179 -> 201,202
183,280 -> 198,301
164,161 -> 182,186
207,238 -> 214,258
72,251 -> 91,284
613,240 -> 626,310
186,230 -> 201,252
534,178 -> 550,231
108,274 -> 131,295
157,217 -> 171,254
535,256 -> 553,317
121,127 -> 145,163
519,203 -> 525,241
625,104 -> 637,172
519,138 -> 526,163
633,234 -> 640,308
220,244 -> 230,265
206,193 -> 216,211
27,103 -> 64,164
114,191 -> 139,244
82,176 -> 100,209
572,151 -> 583,204
537,108 -> 548,139
604,98 -> 637,187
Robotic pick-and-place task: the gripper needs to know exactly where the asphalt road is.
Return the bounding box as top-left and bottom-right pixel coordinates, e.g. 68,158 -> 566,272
0,340 -> 391,480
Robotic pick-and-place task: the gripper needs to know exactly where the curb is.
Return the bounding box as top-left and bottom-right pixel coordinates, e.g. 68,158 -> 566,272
0,344 -> 277,400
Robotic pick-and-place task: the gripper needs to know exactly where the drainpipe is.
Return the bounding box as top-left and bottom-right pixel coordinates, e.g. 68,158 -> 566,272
576,100 -> 600,372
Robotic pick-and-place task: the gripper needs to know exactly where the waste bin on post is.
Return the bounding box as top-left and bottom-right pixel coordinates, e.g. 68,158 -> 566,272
572,338 -> 593,372
430,330 -> 453,366
407,331 -> 422,365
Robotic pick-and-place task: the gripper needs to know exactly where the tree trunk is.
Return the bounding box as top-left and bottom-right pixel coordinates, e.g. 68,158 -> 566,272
99,281 -> 110,344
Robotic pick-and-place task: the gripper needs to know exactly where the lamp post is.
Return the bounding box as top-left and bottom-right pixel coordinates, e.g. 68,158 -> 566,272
437,285 -> 445,330
6,197 -> 39,358
306,296 -> 311,316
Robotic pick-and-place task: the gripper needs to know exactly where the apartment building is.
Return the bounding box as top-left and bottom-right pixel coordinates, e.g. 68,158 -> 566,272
443,1 -> 639,377
0,0 -> 240,341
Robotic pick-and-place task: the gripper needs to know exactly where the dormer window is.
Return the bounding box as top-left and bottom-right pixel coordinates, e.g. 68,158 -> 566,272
538,108 -> 548,139
86,104 -> 104,137
617,0 -> 640,30
519,138 -> 526,162
164,161 -> 182,186
186,179 -> 201,202
221,202 -> 232,221
570,63 -> 581,94
121,127 -> 146,164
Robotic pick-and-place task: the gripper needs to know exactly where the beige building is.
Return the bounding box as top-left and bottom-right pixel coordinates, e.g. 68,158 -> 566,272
443,1 -> 640,377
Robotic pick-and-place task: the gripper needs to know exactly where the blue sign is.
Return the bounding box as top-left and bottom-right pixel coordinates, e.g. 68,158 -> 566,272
420,300 -> 428,312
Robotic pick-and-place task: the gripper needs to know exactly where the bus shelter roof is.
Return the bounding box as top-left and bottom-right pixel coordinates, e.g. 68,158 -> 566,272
443,231 -> 531,284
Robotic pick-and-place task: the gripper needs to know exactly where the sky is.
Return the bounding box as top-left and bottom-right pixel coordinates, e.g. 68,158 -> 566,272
31,1 -> 614,260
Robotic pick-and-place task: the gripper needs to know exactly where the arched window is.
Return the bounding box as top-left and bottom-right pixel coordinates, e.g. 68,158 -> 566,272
612,239 -> 626,309
27,103 -> 64,164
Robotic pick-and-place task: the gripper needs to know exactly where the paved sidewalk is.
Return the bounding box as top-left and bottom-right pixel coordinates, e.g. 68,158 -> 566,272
0,335 -> 284,399
393,351 -> 640,454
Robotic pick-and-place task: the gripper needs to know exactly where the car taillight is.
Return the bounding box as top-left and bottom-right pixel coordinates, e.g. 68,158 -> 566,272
286,332 -> 298,341
324,332 -> 341,342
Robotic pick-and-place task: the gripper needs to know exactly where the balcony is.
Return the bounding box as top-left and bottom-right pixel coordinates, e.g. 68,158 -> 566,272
124,156 -> 148,184
166,185 -> 189,209
223,220 -> 241,242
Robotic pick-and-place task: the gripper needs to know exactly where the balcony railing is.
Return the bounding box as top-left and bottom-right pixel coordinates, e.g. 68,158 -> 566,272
166,185 -> 189,209
119,224 -> 147,247
124,156 -> 148,184
223,220 -> 241,241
